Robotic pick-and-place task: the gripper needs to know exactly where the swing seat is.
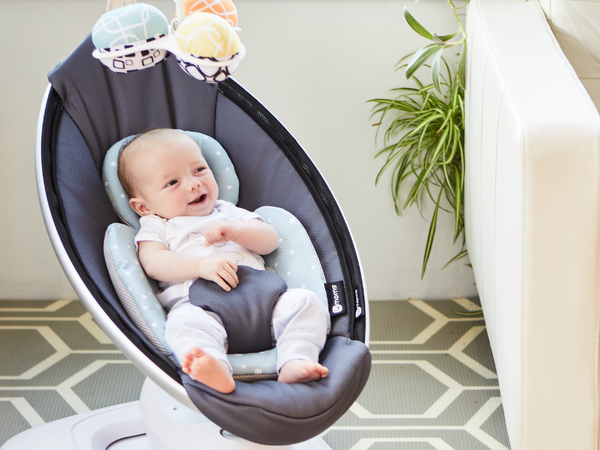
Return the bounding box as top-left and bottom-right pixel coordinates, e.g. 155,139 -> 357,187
29,31 -> 370,447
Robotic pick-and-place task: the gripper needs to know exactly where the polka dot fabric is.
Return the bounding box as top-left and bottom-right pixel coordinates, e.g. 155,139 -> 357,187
104,223 -> 172,358
228,348 -> 277,378
257,207 -> 328,315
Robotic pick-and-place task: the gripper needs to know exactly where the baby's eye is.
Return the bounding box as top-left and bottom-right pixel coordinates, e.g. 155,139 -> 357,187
194,167 -> 205,174
166,179 -> 178,187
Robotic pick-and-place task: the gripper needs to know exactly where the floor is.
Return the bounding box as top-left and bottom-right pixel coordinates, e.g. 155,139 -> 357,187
0,298 -> 511,450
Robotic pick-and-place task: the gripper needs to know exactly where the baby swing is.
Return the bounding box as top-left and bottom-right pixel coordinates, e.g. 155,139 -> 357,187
4,1 -> 370,449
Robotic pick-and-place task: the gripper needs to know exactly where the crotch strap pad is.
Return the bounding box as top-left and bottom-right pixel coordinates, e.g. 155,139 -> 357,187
189,266 -> 288,354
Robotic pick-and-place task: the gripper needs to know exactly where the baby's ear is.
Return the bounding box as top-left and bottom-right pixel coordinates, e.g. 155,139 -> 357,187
129,198 -> 151,216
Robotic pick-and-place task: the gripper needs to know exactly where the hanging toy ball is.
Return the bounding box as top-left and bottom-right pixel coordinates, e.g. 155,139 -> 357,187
175,12 -> 239,58
174,12 -> 244,83
184,0 -> 238,27
92,4 -> 169,73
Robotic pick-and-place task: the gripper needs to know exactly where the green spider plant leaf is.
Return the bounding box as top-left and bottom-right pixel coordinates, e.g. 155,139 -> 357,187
433,30 -> 459,44
443,250 -> 469,269
431,47 -> 444,94
369,62 -> 467,277
452,165 -> 463,241
403,7 -> 433,41
422,189 -> 444,278
457,43 -> 467,88
406,44 -> 442,79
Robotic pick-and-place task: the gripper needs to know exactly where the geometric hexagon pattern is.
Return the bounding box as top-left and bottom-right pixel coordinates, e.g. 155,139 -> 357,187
322,299 -> 511,450
0,299 -> 144,445
0,298 -> 510,449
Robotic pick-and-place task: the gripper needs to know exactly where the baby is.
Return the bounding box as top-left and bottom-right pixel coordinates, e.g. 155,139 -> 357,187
118,128 -> 330,393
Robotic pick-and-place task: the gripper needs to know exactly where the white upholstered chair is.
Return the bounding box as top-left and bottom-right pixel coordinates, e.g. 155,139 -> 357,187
465,0 -> 600,449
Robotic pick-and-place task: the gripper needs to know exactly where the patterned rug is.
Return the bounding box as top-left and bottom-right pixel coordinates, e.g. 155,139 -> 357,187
0,298 -> 510,449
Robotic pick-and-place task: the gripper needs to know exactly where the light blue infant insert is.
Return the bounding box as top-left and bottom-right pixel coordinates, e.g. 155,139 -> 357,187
102,131 -> 328,379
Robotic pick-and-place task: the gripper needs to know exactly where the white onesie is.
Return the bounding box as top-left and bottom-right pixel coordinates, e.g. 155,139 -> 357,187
135,200 -> 265,309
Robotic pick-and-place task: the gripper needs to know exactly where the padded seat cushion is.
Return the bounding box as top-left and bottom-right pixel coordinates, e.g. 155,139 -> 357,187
183,335 -> 371,446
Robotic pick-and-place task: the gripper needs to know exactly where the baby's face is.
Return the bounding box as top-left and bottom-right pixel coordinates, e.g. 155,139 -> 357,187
129,134 -> 219,219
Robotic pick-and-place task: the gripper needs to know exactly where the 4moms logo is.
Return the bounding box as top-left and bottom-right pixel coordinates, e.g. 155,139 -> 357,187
326,281 -> 346,316
331,284 -> 343,314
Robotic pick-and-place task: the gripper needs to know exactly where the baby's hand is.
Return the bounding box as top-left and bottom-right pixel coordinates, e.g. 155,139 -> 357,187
203,221 -> 240,247
198,255 -> 239,291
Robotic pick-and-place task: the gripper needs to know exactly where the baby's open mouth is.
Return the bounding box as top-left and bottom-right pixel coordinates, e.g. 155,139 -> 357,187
189,194 -> 206,205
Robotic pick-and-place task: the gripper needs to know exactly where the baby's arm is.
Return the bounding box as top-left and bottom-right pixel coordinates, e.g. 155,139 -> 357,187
203,219 -> 279,255
137,240 -> 239,291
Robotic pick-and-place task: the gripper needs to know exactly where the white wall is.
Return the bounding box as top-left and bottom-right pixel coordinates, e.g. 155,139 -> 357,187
0,0 -> 476,300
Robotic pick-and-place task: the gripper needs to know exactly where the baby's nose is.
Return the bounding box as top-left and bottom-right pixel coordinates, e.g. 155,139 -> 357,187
187,178 -> 201,190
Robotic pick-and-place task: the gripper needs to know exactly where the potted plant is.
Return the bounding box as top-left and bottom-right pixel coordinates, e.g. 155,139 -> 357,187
369,0 -> 470,278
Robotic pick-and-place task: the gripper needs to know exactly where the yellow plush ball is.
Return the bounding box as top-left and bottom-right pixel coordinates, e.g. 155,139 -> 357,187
175,12 -> 240,58
184,0 -> 238,27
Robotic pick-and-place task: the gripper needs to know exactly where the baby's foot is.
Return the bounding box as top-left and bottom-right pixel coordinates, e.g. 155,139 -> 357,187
278,360 -> 329,384
181,347 -> 235,394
